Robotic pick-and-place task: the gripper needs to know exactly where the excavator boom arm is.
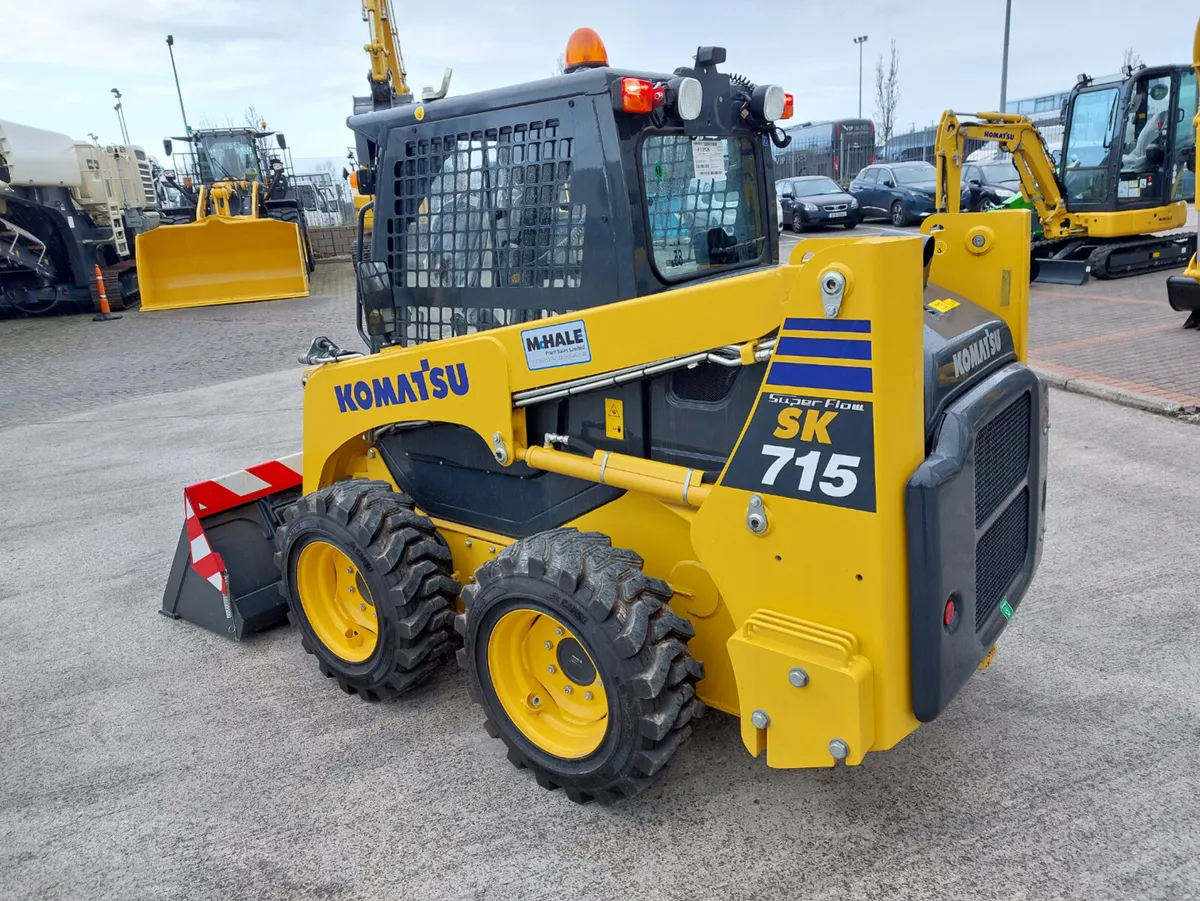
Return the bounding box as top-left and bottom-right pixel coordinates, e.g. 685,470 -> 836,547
934,111 -> 1071,237
362,0 -> 409,106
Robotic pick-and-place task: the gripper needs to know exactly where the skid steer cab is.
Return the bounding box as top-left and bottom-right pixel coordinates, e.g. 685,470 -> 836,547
162,29 -> 1049,805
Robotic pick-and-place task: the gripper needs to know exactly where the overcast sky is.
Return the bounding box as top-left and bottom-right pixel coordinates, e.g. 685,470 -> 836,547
4,0 -> 1197,168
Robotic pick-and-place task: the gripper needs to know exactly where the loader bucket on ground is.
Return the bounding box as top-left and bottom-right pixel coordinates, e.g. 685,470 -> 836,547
1032,256 -> 1090,285
161,454 -> 302,640
137,216 -> 310,311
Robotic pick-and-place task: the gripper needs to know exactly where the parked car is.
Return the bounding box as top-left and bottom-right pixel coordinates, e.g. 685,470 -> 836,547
776,176 -> 861,231
963,160 -> 1022,212
776,192 -> 784,233
848,161 -> 959,227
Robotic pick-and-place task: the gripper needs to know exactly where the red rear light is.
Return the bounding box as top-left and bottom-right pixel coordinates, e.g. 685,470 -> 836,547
944,597 -> 958,629
620,77 -> 656,114
834,153 -> 839,172
782,93 -> 794,119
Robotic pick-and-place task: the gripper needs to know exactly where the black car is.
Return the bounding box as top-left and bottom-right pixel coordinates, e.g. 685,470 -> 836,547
776,176 -> 862,231
848,161 -> 955,227
962,160 -> 1022,211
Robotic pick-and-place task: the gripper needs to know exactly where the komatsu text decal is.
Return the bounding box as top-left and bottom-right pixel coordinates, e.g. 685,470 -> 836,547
522,319 -> 592,370
334,360 -> 470,413
952,329 -> 1003,378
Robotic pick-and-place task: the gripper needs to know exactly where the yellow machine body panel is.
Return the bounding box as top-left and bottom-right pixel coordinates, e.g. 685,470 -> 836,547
137,215 -> 309,311
295,209 -> 1034,769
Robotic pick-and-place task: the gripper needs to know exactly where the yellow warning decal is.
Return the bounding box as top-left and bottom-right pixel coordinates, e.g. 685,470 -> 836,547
605,398 -> 624,440
928,298 -> 960,313
414,105 -> 425,121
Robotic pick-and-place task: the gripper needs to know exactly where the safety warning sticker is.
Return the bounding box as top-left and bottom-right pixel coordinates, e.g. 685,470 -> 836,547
691,139 -> 726,180
722,393 -> 877,513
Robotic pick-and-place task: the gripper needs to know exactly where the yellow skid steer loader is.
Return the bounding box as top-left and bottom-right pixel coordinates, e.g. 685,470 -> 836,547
160,31 -> 1049,805
138,128 -> 312,311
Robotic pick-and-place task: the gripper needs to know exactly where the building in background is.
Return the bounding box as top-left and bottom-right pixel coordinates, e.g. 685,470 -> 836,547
773,119 -> 876,185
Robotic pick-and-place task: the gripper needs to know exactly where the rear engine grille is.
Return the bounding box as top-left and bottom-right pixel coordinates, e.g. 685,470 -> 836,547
975,487 -> 1029,630
974,392 -> 1031,527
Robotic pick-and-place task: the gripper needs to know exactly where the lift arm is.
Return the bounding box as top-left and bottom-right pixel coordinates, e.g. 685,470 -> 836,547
362,0 -> 410,110
934,110 -> 1077,239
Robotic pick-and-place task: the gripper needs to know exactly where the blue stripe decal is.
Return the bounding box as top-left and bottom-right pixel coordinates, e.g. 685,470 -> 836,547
767,361 -> 874,393
783,317 -> 871,334
776,336 -> 872,361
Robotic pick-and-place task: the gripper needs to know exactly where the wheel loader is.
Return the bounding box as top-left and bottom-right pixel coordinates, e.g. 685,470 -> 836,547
161,30 -> 1049,805
136,128 -> 313,311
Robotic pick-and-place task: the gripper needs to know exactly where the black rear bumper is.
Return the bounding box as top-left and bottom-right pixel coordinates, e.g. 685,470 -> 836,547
1167,275 -> 1200,313
905,363 -> 1049,723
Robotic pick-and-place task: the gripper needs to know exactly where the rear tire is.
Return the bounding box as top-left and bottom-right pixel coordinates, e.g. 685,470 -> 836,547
980,197 -> 998,212
457,529 -> 704,805
890,201 -> 908,227
276,479 -> 459,701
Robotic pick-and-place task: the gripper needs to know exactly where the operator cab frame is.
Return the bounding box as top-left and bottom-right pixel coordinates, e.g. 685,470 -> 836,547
1060,63 -> 1198,212
347,35 -> 794,351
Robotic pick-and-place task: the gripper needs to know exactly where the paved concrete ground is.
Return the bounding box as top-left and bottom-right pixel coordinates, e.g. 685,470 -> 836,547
0,264 -> 356,431
2,330 -> 1200,896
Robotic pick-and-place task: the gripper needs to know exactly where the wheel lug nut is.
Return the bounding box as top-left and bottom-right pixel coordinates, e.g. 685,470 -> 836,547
547,665 -> 556,674
584,691 -> 593,701
359,603 -> 366,611
346,567 -> 353,574
530,696 -> 541,707
563,685 -> 573,695
555,627 -> 564,636
348,586 -> 356,593
543,641 -> 553,650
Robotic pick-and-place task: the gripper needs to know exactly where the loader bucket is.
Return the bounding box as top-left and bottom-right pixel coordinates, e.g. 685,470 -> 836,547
136,216 -> 310,311
161,454 -> 303,640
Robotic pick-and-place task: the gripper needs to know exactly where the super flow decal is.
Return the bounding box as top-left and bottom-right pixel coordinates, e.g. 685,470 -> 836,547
522,319 -> 591,371
334,359 -> 469,413
723,318 -> 877,513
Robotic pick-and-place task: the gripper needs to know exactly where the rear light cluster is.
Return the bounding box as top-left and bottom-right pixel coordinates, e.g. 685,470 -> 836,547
615,78 -> 792,122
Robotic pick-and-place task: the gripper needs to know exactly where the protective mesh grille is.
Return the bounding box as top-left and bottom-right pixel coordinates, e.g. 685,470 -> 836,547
671,363 -> 740,403
974,392 -> 1031,528
975,487 -> 1029,631
384,120 -> 584,344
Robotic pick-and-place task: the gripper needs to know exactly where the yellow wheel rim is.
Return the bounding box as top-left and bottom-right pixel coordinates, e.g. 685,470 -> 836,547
295,540 -> 378,663
487,610 -> 608,759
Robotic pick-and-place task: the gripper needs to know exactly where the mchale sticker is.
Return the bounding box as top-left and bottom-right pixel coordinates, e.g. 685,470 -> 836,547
522,319 -> 592,370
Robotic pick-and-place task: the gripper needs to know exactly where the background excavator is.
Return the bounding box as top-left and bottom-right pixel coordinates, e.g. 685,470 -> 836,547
1167,19 -> 1200,327
935,57 -> 1197,285
136,127 -> 313,311
346,0 -> 452,232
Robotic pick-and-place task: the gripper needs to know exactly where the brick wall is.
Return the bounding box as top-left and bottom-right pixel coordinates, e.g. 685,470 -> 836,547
309,226 -> 360,260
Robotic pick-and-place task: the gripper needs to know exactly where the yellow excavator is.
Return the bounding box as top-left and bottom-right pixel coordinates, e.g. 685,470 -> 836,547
347,0 -> 452,231
935,55 -> 1197,285
1167,19 -> 1200,327
136,128 -> 312,311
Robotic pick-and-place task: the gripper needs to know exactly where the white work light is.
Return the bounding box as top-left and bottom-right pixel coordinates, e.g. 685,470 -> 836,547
675,77 -> 703,121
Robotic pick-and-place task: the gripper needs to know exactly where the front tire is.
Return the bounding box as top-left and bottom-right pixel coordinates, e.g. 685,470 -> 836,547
979,197 -> 998,212
276,479 -> 459,701
791,211 -> 804,232
457,529 -> 704,805
890,200 -> 909,227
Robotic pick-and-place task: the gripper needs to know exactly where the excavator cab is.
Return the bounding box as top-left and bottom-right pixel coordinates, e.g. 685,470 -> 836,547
1061,65 -> 1198,212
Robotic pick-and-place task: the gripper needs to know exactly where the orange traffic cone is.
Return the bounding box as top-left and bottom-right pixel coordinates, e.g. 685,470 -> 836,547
93,264 -> 122,321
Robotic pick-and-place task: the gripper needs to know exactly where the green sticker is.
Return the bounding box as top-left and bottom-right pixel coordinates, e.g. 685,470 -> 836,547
1000,598 -> 1014,621
655,163 -> 663,179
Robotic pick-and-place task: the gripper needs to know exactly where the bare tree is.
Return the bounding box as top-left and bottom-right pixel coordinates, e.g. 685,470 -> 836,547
244,105 -> 266,130
874,40 -> 900,158
1122,47 -> 1143,70
553,54 -> 566,76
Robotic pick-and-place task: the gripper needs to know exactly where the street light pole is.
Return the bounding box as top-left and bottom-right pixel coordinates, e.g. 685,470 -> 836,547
854,36 -> 869,118
165,35 -> 192,138
999,0 -> 1012,112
